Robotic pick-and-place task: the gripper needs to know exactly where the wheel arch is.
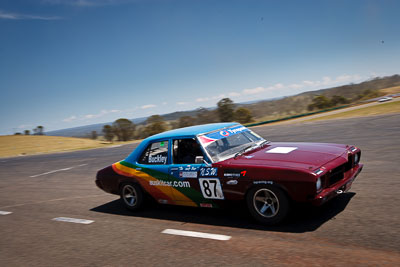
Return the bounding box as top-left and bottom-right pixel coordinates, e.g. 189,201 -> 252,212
244,179 -> 293,203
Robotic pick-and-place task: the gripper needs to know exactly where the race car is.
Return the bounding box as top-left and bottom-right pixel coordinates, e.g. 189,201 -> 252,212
96,123 -> 363,224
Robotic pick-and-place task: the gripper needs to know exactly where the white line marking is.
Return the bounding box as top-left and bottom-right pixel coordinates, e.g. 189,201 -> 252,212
161,229 -> 231,241
30,163 -> 88,178
52,217 -> 94,224
0,211 -> 12,215
109,144 -> 123,148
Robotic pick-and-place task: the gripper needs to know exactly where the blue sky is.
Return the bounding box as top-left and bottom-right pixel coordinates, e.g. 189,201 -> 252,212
1,0 -> 399,135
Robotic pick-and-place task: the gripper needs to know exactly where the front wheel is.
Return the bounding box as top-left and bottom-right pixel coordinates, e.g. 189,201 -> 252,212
246,185 -> 289,225
120,183 -> 143,211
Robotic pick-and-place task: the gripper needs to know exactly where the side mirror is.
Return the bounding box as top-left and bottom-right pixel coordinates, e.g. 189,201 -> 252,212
195,156 -> 203,164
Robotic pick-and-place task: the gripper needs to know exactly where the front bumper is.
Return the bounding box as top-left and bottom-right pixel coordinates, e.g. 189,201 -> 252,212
312,163 -> 363,206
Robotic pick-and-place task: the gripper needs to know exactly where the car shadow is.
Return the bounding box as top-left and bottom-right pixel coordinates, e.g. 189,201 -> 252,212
90,192 -> 355,233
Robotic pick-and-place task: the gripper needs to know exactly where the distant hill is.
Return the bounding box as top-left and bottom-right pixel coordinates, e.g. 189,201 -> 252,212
47,117 -> 147,137
46,75 -> 400,137
245,75 -> 400,120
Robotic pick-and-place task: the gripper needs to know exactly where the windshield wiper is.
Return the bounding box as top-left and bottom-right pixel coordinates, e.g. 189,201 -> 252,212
234,144 -> 256,159
259,140 -> 270,147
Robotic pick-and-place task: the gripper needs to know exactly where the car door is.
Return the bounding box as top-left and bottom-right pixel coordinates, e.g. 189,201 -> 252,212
168,138 -> 224,206
135,140 -> 174,203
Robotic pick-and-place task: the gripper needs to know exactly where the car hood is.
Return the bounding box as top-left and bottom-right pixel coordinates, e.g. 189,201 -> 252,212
221,142 -> 348,171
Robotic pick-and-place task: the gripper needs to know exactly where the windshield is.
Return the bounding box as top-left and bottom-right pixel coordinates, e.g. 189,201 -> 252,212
197,125 -> 265,162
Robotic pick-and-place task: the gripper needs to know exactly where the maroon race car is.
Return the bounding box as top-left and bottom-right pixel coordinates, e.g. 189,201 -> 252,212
96,122 -> 363,224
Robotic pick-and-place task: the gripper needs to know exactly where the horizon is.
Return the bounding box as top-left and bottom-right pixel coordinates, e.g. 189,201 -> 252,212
1,0 -> 399,135
44,74 -> 397,134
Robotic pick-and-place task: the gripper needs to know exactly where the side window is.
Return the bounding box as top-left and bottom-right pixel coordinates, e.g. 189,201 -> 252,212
138,141 -> 169,165
173,138 -> 204,164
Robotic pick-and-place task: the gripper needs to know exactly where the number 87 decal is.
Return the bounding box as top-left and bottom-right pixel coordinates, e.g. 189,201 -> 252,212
199,178 -> 224,199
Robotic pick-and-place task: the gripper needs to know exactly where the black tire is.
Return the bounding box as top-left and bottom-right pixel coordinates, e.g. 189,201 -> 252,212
246,185 -> 290,225
120,183 -> 144,211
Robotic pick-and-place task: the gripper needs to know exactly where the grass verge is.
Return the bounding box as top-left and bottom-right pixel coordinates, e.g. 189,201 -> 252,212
303,100 -> 400,122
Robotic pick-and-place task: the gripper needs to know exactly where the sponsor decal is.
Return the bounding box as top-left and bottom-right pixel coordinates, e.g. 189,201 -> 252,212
178,165 -> 198,171
266,147 -> 298,154
199,167 -> 218,177
244,155 -> 254,159
199,178 -> 224,199
220,130 -> 230,137
226,126 -> 247,135
253,181 -> 273,185
158,199 -> 169,204
149,180 -> 191,188
199,125 -> 250,147
223,169 -> 247,178
148,154 -> 167,164
200,203 -> 213,208
179,171 -> 198,178
226,180 -> 238,185
112,161 -> 198,207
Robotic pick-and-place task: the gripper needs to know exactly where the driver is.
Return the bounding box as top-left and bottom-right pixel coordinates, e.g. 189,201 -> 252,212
182,139 -> 201,164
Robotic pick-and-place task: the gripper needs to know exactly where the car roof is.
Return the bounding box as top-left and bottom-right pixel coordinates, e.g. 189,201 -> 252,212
147,122 -> 239,140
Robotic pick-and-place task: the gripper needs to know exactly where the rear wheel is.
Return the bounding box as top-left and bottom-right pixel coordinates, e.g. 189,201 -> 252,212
120,183 -> 143,211
246,185 -> 289,225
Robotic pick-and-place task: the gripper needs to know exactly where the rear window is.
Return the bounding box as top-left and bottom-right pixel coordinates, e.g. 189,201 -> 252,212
138,141 -> 169,165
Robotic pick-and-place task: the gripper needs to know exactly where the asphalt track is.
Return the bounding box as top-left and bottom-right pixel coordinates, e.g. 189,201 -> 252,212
1,114 -> 399,266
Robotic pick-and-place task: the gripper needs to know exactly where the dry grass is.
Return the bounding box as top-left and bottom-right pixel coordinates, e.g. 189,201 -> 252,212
0,135 -> 137,158
380,85 -> 400,95
303,99 -> 400,122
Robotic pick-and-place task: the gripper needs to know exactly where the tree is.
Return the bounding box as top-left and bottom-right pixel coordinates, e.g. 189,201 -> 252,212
91,131 -> 98,140
24,130 -> 30,135
14,132 -> 22,135
112,119 -> 135,141
33,126 -> 44,135
196,107 -> 218,124
330,95 -> 349,106
144,115 -> 167,136
178,116 -> 194,128
217,98 -> 235,122
102,125 -> 114,142
308,95 -> 332,111
234,107 -> 253,123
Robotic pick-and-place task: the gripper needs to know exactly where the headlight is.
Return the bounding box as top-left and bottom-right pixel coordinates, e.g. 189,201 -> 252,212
354,153 -> 359,164
316,177 -> 322,192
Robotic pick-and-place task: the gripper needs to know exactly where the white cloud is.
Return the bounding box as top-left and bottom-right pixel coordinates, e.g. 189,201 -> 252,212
243,87 -> 265,95
228,92 -> 241,97
141,104 -> 156,109
273,83 -> 284,89
84,114 -> 95,119
177,102 -> 187,105
302,80 -> 315,86
288,83 -> 304,89
237,74 -> 364,99
196,97 -> 209,102
63,116 -> 77,122
300,74 -> 362,89
0,10 -> 61,20
63,109 -> 122,123
242,83 -> 286,96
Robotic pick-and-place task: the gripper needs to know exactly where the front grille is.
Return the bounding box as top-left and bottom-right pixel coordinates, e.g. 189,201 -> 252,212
324,152 -> 360,188
329,164 -> 345,186
345,154 -> 354,172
